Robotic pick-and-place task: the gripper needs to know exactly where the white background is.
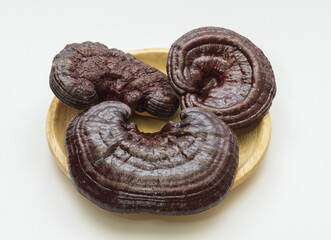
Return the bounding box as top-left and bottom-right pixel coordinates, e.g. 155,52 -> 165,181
1,0 -> 330,239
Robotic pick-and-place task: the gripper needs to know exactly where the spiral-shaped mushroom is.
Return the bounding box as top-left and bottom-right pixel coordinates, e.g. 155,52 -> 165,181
167,27 -> 276,129
65,101 -> 238,215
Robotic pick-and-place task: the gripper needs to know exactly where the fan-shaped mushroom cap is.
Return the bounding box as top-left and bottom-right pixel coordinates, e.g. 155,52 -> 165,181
167,27 -> 276,129
65,101 -> 238,215
50,42 -> 179,118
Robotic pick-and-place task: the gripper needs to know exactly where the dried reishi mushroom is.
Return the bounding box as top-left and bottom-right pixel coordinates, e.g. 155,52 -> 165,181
50,42 -> 179,118
65,101 -> 238,215
167,27 -> 276,129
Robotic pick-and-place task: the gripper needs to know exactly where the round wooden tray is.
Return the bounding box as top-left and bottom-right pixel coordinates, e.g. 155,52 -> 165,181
46,48 -> 272,190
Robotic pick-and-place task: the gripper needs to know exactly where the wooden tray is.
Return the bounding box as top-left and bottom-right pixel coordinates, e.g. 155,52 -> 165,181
46,48 -> 272,190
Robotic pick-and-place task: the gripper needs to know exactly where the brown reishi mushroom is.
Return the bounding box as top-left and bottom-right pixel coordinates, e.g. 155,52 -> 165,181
65,101 -> 238,215
50,42 -> 179,118
167,27 -> 276,129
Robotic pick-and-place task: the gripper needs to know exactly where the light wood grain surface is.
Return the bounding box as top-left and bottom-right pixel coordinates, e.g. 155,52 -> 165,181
46,48 -> 272,190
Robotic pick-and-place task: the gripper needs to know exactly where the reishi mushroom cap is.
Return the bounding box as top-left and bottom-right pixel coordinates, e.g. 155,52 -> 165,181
167,26 -> 276,129
50,42 -> 179,118
65,101 -> 239,215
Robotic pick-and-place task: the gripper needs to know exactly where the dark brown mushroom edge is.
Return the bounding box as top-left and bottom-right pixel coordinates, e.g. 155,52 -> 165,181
167,27 -> 276,129
65,101 -> 238,215
50,42 -> 179,118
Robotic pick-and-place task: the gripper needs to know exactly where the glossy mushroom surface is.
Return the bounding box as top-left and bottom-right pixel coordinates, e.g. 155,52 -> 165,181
65,101 -> 238,215
167,27 -> 276,129
50,42 -> 179,118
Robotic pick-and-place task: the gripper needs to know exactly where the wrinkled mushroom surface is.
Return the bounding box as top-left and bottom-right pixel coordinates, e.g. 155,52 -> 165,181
167,27 -> 276,129
65,101 -> 238,215
50,42 -> 179,118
